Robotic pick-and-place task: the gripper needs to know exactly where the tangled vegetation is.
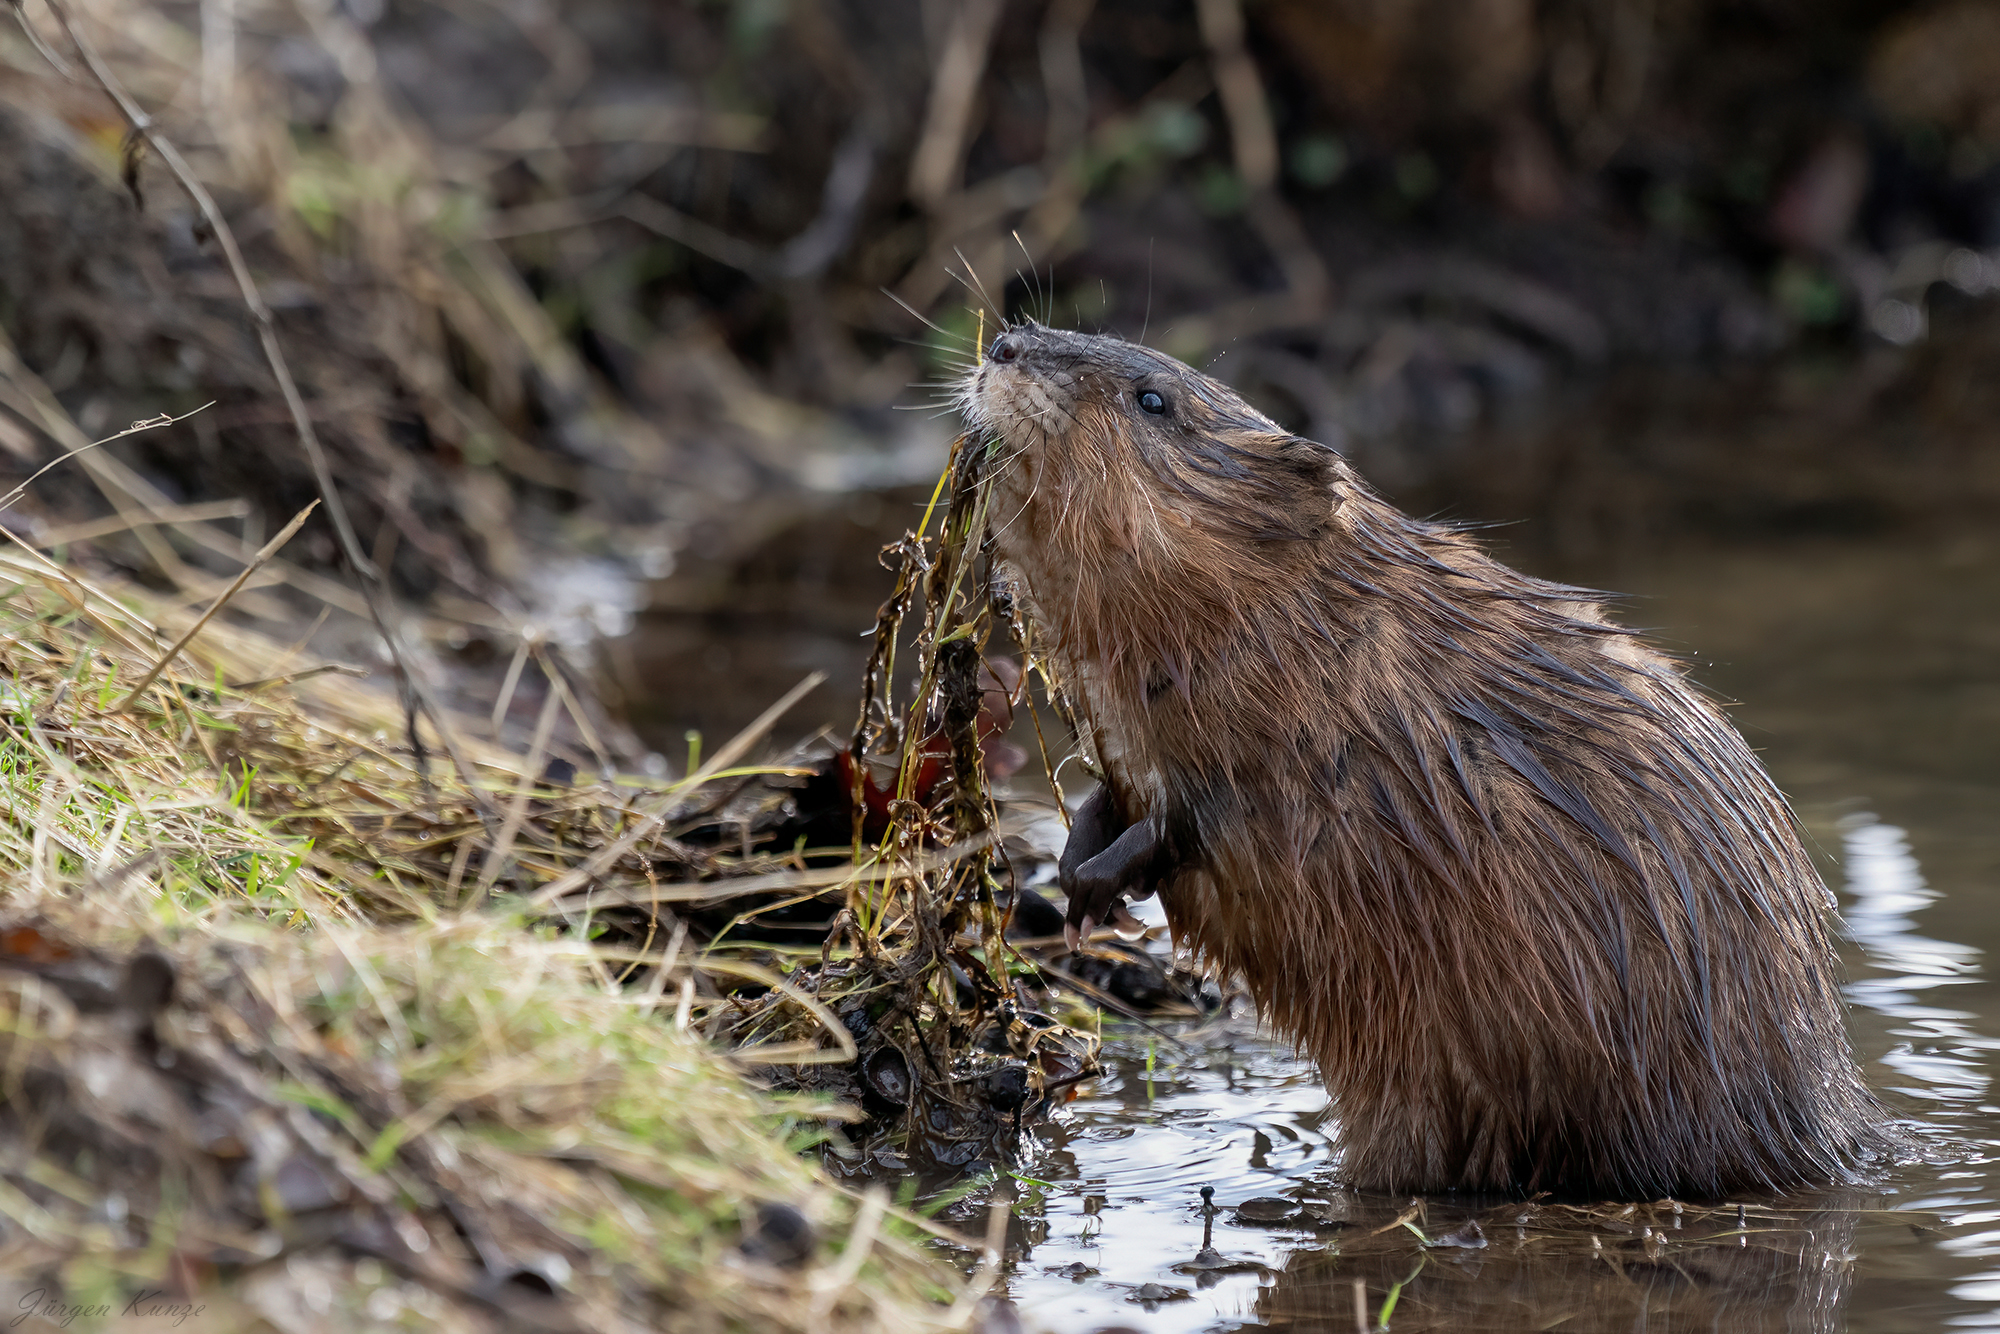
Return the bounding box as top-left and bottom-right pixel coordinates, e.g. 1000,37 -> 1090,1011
0,504 -> 1028,1329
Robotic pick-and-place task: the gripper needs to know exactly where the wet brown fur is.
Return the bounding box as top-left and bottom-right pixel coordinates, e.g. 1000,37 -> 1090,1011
963,322 -> 1887,1199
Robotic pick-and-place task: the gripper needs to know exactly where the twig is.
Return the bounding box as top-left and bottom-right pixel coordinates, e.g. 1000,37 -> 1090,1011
116,501 -> 319,711
0,405 -> 213,515
620,194 -> 771,273
892,57 -> 1211,314
1194,0 -> 1276,191
620,121 -> 877,281
1038,0 -> 1097,163
4,0 -> 73,77
34,0 -> 498,825
227,663 -> 368,692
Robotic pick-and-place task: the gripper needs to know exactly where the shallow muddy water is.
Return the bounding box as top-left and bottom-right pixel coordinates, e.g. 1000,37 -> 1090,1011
635,518 -> 2000,1331
941,531 -> 2000,1333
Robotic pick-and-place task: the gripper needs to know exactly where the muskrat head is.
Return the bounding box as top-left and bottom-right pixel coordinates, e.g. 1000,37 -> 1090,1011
960,323 -> 1345,569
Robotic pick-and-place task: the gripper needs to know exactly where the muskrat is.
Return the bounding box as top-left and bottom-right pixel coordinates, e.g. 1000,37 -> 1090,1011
959,321 -> 1888,1199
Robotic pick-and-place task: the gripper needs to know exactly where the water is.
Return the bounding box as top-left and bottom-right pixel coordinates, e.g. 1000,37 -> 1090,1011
632,513 -> 2000,1330
926,531 -> 2000,1333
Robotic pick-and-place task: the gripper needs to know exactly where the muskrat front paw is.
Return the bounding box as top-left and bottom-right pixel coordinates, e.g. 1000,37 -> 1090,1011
1060,814 -> 1167,950
1061,903 -> 1149,952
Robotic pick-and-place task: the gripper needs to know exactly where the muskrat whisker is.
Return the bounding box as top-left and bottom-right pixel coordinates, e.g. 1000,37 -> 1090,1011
948,248 -> 1004,322
1011,229 -> 1051,325
880,286 -> 964,341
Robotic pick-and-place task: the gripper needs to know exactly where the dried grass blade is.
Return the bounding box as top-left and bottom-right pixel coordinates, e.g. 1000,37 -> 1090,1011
116,500 -> 319,711
0,535 -> 160,655
943,1191 -> 1011,1322
0,404 -> 214,516
33,498 -> 249,549
472,668 -> 564,899
685,671 -> 827,789
524,672 -> 826,911
488,635 -> 531,738
696,958 -> 858,1065
565,835 -> 993,913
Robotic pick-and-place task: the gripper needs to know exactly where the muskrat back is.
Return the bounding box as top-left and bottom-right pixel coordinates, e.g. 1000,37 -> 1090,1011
962,321 -> 1888,1199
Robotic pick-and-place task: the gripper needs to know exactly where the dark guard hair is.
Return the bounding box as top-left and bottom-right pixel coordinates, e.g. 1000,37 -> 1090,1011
961,320 -> 1889,1198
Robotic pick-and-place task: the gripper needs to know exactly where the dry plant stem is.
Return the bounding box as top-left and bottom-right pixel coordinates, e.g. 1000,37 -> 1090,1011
894,59 -> 1211,313
540,650 -> 613,771
34,0 -> 498,826
524,671 -> 826,911
699,958 -> 858,1066
0,350 -> 275,610
1195,0 -> 1275,189
6,0 -> 70,74
489,635 -> 532,738
844,429 -> 1022,1035
0,334 -> 371,615
231,665 -> 368,693
0,405 -> 213,516
634,920 -> 687,1012
1192,0 -> 1329,328
117,500 -> 320,711
908,0 -> 1005,208
622,194 -> 771,273
541,838 -> 990,912
34,2 -> 366,573
0,526 -> 161,656
811,1186 -> 890,1327
34,498 -> 250,549
472,666 -> 564,898
1038,0 -> 1096,162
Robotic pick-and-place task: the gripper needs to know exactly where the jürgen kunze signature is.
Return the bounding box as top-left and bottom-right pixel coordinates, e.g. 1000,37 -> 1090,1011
13,1288 -> 206,1328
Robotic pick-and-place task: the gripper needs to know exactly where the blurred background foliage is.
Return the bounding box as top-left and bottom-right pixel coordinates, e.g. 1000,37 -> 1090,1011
0,0 -> 1997,753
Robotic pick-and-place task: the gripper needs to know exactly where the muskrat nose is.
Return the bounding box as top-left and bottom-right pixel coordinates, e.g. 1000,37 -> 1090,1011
989,332 -> 1025,364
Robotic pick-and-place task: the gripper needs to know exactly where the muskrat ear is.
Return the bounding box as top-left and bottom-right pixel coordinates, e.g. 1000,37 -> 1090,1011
1232,433 -> 1344,540
1272,435 -> 1339,487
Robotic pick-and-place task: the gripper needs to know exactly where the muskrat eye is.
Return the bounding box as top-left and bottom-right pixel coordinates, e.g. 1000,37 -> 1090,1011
1137,390 -> 1168,415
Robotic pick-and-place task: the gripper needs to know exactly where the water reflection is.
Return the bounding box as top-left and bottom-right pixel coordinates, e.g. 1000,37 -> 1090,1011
1838,820 -> 2000,1325
1843,814 -> 1989,1104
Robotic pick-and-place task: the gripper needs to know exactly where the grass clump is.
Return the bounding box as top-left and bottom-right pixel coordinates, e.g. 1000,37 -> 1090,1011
0,548 -> 984,1331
